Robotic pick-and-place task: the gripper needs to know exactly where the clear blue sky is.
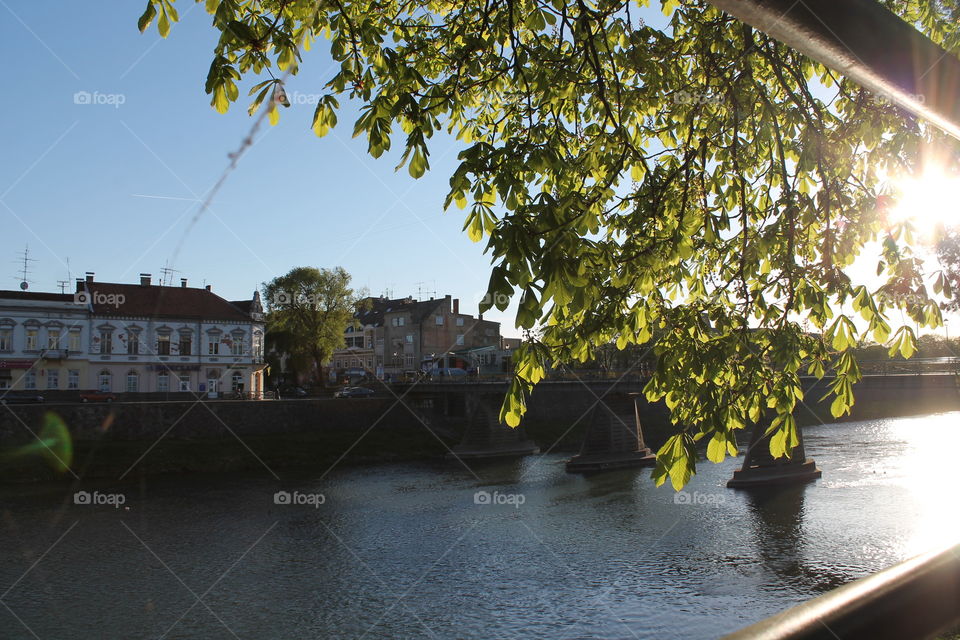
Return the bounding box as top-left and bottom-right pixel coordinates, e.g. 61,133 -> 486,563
3,2 -> 951,340
0,0 -> 545,336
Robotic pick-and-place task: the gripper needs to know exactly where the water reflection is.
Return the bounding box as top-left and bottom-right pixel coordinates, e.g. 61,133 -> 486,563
3,414 -> 960,639
744,484 -> 849,594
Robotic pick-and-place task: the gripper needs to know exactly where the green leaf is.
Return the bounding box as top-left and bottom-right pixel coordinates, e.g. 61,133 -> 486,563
137,1 -> 157,33
157,7 -> 170,38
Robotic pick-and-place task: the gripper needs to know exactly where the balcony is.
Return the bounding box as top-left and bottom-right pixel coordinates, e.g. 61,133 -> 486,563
40,349 -> 67,360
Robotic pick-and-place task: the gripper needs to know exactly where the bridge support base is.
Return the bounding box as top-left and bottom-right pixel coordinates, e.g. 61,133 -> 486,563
448,394 -> 540,460
566,398 -> 656,473
727,422 -> 821,488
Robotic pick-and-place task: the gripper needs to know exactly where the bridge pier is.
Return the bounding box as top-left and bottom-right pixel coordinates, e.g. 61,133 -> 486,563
566,397 -> 656,473
727,421 -> 821,488
447,393 -> 540,459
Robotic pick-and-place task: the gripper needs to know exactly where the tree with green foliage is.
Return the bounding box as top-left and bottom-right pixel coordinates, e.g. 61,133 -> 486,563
263,266 -> 359,383
139,0 -> 959,489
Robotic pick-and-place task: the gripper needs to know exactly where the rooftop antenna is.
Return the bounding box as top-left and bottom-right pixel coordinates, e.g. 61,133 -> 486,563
14,245 -> 36,291
159,260 -> 181,287
413,281 -> 437,301
56,257 -> 71,294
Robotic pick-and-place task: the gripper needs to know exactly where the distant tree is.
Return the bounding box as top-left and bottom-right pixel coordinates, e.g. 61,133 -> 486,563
935,228 -> 960,311
263,267 -> 359,383
139,0 -> 959,489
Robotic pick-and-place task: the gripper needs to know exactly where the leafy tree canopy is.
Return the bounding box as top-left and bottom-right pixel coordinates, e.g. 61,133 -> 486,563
263,266 -> 360,381
141,0 -> 960,489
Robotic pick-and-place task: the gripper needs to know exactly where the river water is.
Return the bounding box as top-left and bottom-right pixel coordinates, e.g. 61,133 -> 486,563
2,412 -> 960,639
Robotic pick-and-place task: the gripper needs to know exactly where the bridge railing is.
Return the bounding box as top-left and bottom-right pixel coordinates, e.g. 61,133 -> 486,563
858,357 -> 960,377
721,541 -> 960,640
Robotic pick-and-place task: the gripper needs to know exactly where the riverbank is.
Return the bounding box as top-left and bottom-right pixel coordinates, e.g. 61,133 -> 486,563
1,375 -> 958,482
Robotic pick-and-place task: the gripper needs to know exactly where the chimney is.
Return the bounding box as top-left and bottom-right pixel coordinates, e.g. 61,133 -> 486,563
453,298 -> 460,314
205,284 -> 212,292
139,273 -> 151,286
85,272 -> 94,283
180,278 -> 188,288
75,278 -> 84,293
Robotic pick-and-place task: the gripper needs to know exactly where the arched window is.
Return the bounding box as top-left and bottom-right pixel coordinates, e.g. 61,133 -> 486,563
98,370 -> 112,392
126,370 -> 139,393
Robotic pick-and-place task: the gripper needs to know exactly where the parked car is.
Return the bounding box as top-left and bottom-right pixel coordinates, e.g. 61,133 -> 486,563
0,392 -> 44,405
278,386 -> 309,397
334,386 -> 375,398
80,391 -> 117,403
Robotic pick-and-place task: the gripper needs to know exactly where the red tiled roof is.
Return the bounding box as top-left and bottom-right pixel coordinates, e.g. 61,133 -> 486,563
0,290 -> 74,302
80,282 -> 254,321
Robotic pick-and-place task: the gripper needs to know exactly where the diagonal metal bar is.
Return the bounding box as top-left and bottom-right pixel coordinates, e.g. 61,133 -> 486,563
708,0 -> 960,140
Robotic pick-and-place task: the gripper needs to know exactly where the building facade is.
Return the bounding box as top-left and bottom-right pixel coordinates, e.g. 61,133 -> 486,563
0,273 -> 266,398
330,294 -> 503,379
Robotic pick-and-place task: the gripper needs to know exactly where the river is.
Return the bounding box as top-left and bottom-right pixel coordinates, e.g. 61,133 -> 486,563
2,412 -> 959,639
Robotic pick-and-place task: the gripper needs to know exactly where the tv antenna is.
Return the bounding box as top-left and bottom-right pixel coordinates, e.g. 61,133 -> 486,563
56,257 -> 71,293
159,260 -> 181,287
13,245 -> 37,291
413,281 -> 436,301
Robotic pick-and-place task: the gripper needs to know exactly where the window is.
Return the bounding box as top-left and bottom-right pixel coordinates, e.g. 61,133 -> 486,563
335,361 -> 341,368
230,334 -> 243,355
0,329 -> 11,351
208,339 -> 219,355
127,333 -> 140,355
456,334 -> 465,345
456,317 -> 464,327
99,331 -> 112,354
178,375 -> 190,392
46,369 -> 59,389
231,373 -> 243,392
157,334 -> 170,355
179,334 -> 191,355
158,373 -> 169,393
435,315 -> 444,325
98,370 -> 111,392
126,371 -> 139,393
68,369 -> 79,389
391,316 -> 405,327
405,334 -> 413,344
23,371 -> 36,389
68,330 -> 81,352
47,329 -> 61,349
253,333 -> 263,359
25,329 -> 38,351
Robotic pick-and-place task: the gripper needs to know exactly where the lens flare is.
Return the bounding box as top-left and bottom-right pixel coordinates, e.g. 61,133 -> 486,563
1,412 -> 73,473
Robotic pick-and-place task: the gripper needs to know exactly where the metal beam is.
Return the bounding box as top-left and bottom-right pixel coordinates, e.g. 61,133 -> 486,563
708,0 -> 960,141
721,542 -> 960,639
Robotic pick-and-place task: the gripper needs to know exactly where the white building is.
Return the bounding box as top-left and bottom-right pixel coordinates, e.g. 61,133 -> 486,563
0,273 -> 267,398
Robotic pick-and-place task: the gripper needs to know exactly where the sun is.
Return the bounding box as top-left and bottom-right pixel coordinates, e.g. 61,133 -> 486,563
887,167 -> 960,230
